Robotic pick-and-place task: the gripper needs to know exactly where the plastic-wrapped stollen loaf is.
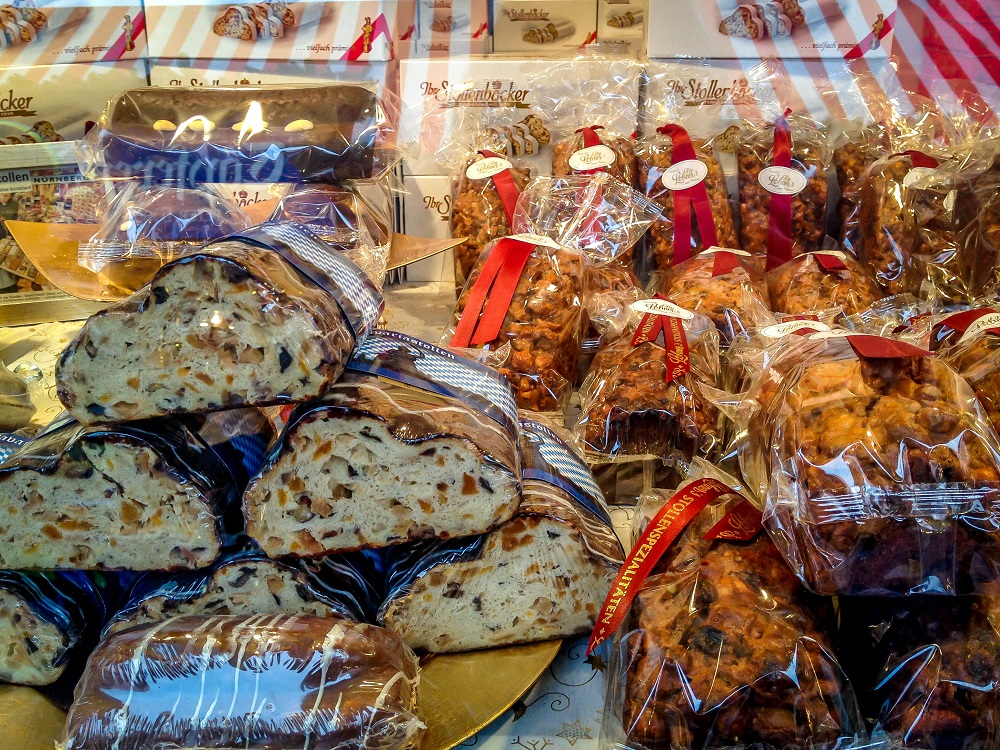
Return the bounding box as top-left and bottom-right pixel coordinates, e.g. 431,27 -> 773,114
57,222 -> 383,424
0,414 -> 247,571
378,418 -> 624,653
0,571 -> 105,686
102,545 -> 374,636
244,331 -> 522,557
59,615 -> 424,750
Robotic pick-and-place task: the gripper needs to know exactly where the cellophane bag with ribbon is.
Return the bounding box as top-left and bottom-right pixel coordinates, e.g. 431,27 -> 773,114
269,180 -> 393,287
834,122 -> 885,254
58,221 -> 384,424
766,249 -> 884,317
77,183 -> 252,296
577,294 -> 723,463
444,173 -> 659,414
599,461 -> 865,750
744,330 -> 1000,596
654,247 -> 776,348
378,416 -> 623,653
839,595 -> 1000,750
634,66 -> 738,274
532,49 -> 642,188
58,614 -> 424,750
440,103 -> 535,287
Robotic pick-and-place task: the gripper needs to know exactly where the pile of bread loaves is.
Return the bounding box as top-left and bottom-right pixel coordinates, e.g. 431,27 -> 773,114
0,221 -> 623,750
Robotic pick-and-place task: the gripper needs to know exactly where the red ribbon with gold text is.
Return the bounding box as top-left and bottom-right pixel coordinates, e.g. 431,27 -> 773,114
658,124 -> 719,264
630,295 -> 692,383
812,252 -> 848,272
932,308 -> 1000,349
586,478 -> 762,655
450,237 -> 537,348
766,109 -> 794,272
844,334 -> 932,359
477,149 -> 521,227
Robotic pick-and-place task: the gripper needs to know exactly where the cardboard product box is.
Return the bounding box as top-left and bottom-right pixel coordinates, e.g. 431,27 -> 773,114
148,58 -> 396,89
399,56 -> 640,176
0,59 -> 147,144
0,1 -> 145,66
492,0 -> 597,53
144,0 -> 417,63
408,35 -> 492,56
646,0 -> 895,59
416,0 -> 488,38
400,174 -> 453,282
597,0 -> 646,54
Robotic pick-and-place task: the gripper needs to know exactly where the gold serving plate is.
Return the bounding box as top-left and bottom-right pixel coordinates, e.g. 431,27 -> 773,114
5,640 -> 561,750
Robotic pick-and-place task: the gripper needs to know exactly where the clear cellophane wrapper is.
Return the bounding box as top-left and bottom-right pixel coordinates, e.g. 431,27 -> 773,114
766,251 -> 884,317
833,122 -> 886,254
653,251 -> 776,348
602,463 -> 865,750
269,180 -> 393,287
77,183 -> 252,294
743,332 -> 1000,596
839,594 -> 1000,750
58,614 -> 424,750
737,113 -> 830,258
577,297 -> 723,463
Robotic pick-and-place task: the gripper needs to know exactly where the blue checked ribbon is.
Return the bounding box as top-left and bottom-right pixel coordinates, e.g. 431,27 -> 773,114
0,432 -> 28,466
348,330 -> 520,439
223,221 -> 383,342
521,419 -> 613,526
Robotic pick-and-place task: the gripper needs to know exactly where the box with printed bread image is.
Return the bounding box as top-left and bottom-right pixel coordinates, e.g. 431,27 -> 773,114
492,0 -> 597,53
144,0 -> 417,63
597,0 -> 645,53
416,0 -> 488,39
0,1 -> 145,66
646,0 -> 896,59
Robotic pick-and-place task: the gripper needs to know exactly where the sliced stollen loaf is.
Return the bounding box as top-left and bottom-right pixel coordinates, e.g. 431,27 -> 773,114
60,615 -> 424,750
57,221 -> 382,424
379,418 -> 624,653
0,571 -> 106,686
244,331 -> 522,556
103,543 -> 377,636
0,412 -> 263,571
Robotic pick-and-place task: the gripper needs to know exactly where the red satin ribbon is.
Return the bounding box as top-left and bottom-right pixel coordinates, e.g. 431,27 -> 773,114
894,150 -> 940,169
933,307 -> 1000,348
847,334 -> 931,359
703,499 -> 763,541
712,250 -> 741,277
586,477 -> 748,655
657,124 -> 720,265
477,149 -> 520,227
813,252 -> 848,272
630,295 -> 691,384
450,238 -> 536,348
578,125 -> 604,148
766,109 -> 794,272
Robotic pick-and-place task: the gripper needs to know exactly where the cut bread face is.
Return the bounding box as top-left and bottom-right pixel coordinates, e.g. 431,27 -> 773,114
57,246 -> 354,424
244,387 -> 521,557
0,439 -> 224,571
379,510 -> 619,653
0,588 -> 69,686
105,559 -> 348,637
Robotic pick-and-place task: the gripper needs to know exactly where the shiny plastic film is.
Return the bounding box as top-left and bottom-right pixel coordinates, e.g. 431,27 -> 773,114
78,83 -> 399,184
601,464 -> 865,750
57,221 -> 384,424
577,296 -> 723,463
766,251 -> 884,317
58,615 -> 424,750
744,332 -> 1000,595
0,412 -> 252,572
378,417 -> 623,653
654,249 -> 776,347
269,181 -> 394,287
244,330 -> 522,558
833,123 -> 885,253
77,183 -> 253,297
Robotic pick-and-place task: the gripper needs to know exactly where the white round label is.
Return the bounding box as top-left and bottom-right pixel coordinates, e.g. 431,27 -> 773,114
958,312 -> 1000,344
508,232 -> 562,249
761,320 -> 830,339
662,159 -> 709,191
630,299 -> 695,320
758,166 -> 807,196
902,166 -> 937,188
808,329 -> 856,341
701,246 -> 751,257
568,145 -> 616,171
466,156 -> 512,180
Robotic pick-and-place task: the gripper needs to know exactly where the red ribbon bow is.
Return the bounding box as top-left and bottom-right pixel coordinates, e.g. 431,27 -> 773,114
766,109 -> 794,272
630,295 -> 692,384
476,149 -> 520,227
657,124 -> 719,265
